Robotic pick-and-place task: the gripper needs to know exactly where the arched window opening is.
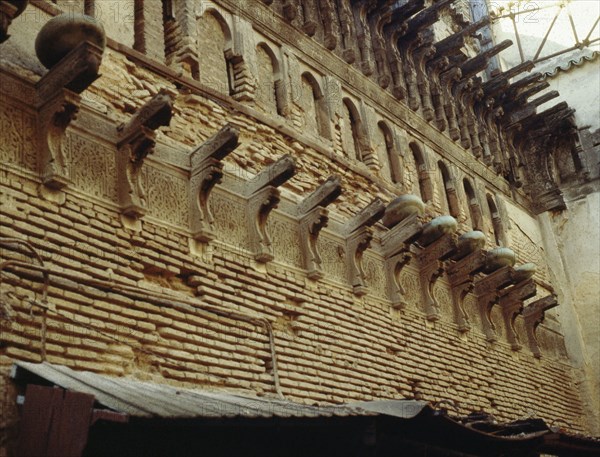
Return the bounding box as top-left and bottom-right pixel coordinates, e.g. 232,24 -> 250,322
300,72 -> 328,138
255,43 -> 284,116
197,10 -> 232,95
464,179 -> 483,231
342,98 -> 364,161
378,121 -> 401,183
438,161 -> 460,217
410,142 -> 433,202
486,193 -> 506,246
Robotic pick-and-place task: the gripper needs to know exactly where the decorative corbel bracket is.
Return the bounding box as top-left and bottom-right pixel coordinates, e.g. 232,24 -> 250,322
417,232 -> 457,321
0,0 -> 27,43
116,92 -> 173,218
380,212 -> 425,309
447,249 -> 487,332
189,124 -> 239,242
245,155 -> 296,263
296,176 -> 342,279
474,266 -> 516,342
35,41 -> 103,191
522,295 -> 558,358
498,279 -> 536,351
345,199 -> 386,296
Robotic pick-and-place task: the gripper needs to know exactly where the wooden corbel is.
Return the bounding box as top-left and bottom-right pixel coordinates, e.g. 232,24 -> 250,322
447,249 -> 487,332
245,155 -> 296,262
0,0 -> 27,43
440,67 -> 462,141
35,42 -> 103,191
416,232 -> 457,321
116,92 -> 173,218
189,124 -> 239,242
498,279 -> 536,350
380,213 -> 424,308
345,199 -> 386,296
473,266 -> 516,342
296,176 -> 342,279
522,295 -> 558,358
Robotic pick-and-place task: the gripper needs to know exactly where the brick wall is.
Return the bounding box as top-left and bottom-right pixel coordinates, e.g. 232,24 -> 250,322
0,0 -> 592,444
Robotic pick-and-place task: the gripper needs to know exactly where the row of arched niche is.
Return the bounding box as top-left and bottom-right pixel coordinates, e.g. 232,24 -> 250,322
166,4 -> 508,248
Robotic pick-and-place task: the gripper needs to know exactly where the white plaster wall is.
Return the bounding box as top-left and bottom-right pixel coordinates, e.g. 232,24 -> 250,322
538,193 -> 600,434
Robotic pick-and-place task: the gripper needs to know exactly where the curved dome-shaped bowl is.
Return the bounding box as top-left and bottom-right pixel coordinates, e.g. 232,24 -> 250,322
418,215 -> 458,246
453,231 -> 486,260
36,14 -> 106,69
513,263 -> 537,282
382,194 -> 425,228
484,247 -> 516,273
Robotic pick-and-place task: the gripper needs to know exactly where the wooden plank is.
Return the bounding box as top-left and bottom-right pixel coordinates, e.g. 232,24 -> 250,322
46,390 -> 94,457
18,384 -> 63,457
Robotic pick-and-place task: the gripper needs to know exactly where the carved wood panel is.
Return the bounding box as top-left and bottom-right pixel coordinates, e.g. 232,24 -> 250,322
0,101 -> 37,171
67,132 -> 117,202
143,164 -> 189,226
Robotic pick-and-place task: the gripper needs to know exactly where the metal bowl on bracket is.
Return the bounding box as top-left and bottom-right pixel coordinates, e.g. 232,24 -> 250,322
484,247 -> 516,273
418,215 -> 458,246
382,194 -> 425,228
35,13 -> 106,69
513,263 -> 537,283
453,231 -> 486,260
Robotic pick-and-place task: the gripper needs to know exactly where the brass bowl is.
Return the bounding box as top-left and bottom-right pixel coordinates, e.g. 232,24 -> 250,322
484,247 -> 516,273
419,215 -> 458,246
453,230 -> 486,260
35,14 -> 106,69
382,195 -> 425,228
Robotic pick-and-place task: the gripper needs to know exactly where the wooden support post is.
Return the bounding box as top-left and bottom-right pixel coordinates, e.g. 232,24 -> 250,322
297,176 -> 342,279
522,295 -> 558,358
116,92 -> 173,219
474,266 -> 516,342
345,199 -> 386,296
245,155 -> 296,263
35,42 -> 103,193
189,124 -> 239,242
498,279 -> 537,351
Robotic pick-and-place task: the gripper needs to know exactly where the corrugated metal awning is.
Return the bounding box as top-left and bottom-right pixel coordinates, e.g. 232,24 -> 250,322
12,361 -> 427,420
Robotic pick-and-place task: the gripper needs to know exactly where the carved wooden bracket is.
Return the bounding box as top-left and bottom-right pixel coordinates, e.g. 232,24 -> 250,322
447,249 -> 487,333
35,42 -> 103,190
116,92 -> 173,218
380,212 -> 424,309
0,0 -> 27,43
522,295 -> 558,358
245,155 -> 296,263
417,233 -> 457,321
498,279 -> 536,351
440,67 -> 462,140
345,198 -> 386,296
474,266 -> 516,342
189,124 -> 239,242
297,176 -> 342,279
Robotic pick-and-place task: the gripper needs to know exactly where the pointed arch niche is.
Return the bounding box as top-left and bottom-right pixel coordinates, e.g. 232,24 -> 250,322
255,42 -> 285,116
197,9 -> 232,95
409,142 -> 433,202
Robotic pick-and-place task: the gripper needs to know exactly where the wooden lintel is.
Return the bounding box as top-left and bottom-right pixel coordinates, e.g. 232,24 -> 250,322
190,123 -> 239,168
245,154 -> 296,196
345,198 -> 386,235
297,175 -> 342,216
